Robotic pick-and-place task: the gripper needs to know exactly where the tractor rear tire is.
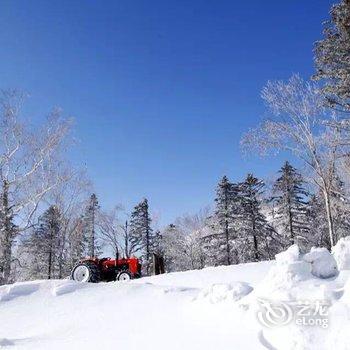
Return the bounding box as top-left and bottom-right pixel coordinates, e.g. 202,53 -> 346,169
72,262 -> 101,283
117,271 -> 132,281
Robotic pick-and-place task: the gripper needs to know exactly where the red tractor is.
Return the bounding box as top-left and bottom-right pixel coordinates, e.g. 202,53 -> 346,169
71,257 -> 141,283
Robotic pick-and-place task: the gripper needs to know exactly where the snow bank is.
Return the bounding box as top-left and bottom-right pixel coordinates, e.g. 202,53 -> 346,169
256,245 -> 312,298
0,281 -> 42,302
134,260 -> 272,289
340,276 -> 350,304
275,244 -> 300,264
304,247 -> 338,279
1,245 -> 350,350
51,280 -> 87,296
332,236 -> 350,271
0,270 -> 267,350
196,282 -> 253,303
256,245 -> 339,300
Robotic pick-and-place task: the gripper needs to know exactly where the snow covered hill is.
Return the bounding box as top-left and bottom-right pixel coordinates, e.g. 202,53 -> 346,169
1,244 -> 350,350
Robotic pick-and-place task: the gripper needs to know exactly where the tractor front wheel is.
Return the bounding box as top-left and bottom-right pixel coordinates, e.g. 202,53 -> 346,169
72,262 -> 101,283
117,271 -> 131,281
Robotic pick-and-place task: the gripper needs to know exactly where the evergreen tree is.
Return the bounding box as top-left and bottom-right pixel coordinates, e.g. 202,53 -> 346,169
314,0 -> 350,110
272,162 -> 309,247
129,198 -> 154,273
204,176 -> 241,266
83,194 -> 100,257
239,174 -> 277,262
25,206 -> 62,279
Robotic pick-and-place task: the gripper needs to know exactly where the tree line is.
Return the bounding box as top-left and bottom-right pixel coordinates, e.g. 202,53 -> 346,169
160,0 -> 350,271
15,157 -> 350,280
159,161 -> 350,272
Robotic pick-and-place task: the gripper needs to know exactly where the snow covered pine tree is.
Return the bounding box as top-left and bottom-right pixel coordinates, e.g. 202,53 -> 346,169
314,0 -> 350,111
271,162 -> 309,248
23,205 -> 62,280
203,176 -> 240,266
83,194 -> 101,258
129,198 -> 155,274
239,174 -> 278,262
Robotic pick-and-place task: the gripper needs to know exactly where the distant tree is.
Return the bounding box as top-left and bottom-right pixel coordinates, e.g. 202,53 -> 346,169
272,162 -> 309,247
160,209 -> 209,272
83,194 -> 100,257
307,193 -> 330,249
313,0 -> 350,111
203,176 -> 240,266
129,198 -> 154,274
239,174 -> 277,262
307,176 -> 350,250
98,206 -> 132,260
121,220 -> 132,258
38,169 -> 92,278
66,216 -> 86,267
160,224 -> 186,271
175,210 -> 208,270
152,229 -> 162,255
23,206 -> 62,280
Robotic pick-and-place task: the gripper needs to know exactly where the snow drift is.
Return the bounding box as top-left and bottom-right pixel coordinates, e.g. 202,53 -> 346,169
304,247 -> 338,279
1,243 -> 350,350
332,236 -> 350,271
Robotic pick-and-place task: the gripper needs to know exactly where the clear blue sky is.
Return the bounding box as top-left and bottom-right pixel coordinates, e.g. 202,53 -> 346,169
0,0 -> 333,225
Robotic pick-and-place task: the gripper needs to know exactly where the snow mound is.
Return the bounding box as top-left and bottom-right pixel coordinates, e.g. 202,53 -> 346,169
303,247 -> 338,279
332,236 -> 350,271
0,281 -> 41,302
196,282 -> 253,303
134,260 -> 272,289
0,338 -> 15,346
341,278 -> 350,304
257,245 -> 312,298
158,286 -> 193,294
51,280 -> 87,296
275,244 -> 300,264
1,246 -> 350,350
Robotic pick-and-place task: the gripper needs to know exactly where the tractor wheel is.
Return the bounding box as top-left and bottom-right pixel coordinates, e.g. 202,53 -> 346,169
71,262 -> 101,283
117,271 -> 132,281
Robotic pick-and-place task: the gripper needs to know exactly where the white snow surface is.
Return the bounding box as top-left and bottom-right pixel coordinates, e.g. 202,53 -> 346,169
1,247 -> 350,350
332,236 -> 350,271
304,247 -> 338,279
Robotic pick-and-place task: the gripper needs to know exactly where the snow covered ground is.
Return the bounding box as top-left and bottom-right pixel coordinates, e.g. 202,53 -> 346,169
1,246 -> 350,350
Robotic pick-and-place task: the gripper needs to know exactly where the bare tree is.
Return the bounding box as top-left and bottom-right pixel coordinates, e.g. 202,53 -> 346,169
98,206 -> 131,259
0,90 -> 73,284
46,169 -> 91,277
174,208 -> 210,269
241,76 -> 350,248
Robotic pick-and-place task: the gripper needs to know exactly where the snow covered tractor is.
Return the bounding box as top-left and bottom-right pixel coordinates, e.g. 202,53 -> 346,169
71,257 -> 141,283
